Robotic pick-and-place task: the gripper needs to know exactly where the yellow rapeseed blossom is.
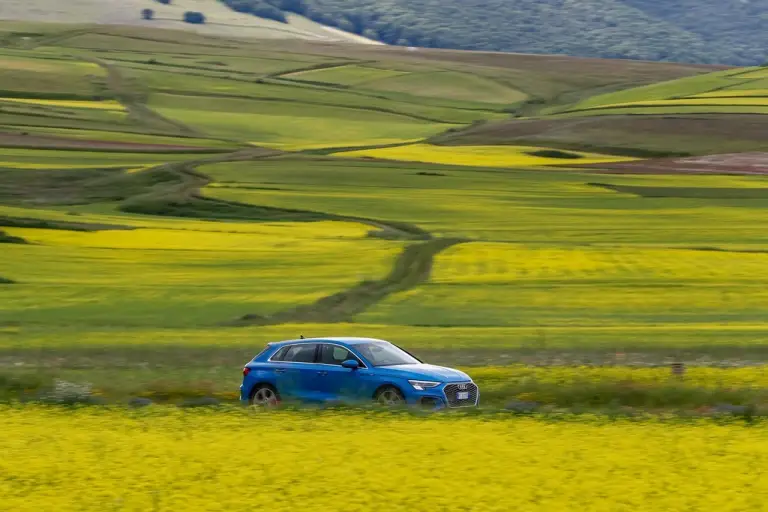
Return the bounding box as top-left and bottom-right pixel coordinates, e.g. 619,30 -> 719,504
0,98 -> 124,110
0,407 -> 766,511
433,243 -> 768,285
583,97 -> 768,110
469,365 -> 768,390
335,144 -> 636,168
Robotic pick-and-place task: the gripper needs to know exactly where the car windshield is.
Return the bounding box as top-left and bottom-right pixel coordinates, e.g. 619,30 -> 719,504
355,342 -> 420,367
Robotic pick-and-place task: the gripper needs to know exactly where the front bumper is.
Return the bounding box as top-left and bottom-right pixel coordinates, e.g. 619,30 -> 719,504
405,381 -> 479,409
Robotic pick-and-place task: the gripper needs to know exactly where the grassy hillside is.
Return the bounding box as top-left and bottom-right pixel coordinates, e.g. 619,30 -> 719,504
0,0 -> 376,43
4,0 -> 768,64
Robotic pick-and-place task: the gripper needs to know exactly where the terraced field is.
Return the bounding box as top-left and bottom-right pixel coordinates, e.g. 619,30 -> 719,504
1,23 -> 767,509
439,66 -> 768,155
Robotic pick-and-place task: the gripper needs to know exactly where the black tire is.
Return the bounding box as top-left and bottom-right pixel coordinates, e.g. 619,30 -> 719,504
249,384 -> 280,407
374,385 -> 405,407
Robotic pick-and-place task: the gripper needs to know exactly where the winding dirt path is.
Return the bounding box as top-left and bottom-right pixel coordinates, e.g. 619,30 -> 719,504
85,57 -> 203,136
118,151 -> 463,325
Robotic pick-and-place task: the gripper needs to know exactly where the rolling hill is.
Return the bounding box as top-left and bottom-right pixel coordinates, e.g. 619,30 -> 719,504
0,0 -> 379,43
2,0 -> 768,65
228,0 -> 768,65
437,65 -> 768,155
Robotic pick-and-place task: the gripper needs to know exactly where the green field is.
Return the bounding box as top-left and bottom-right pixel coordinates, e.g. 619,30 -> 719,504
0,22 -> 767,413
552,67 -> 768,116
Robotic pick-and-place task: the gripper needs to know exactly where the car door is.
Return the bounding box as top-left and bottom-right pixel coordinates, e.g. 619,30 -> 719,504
316,344 -> 370,402
272,343 -> 321,402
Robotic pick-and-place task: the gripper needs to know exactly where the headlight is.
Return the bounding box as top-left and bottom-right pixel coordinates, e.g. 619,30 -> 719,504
409,380 -> 441,391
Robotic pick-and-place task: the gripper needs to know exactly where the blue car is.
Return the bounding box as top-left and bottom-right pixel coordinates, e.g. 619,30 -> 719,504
241,337 -> 479,409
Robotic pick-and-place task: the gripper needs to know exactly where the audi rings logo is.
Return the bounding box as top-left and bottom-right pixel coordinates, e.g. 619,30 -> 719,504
457,383 -> 468,390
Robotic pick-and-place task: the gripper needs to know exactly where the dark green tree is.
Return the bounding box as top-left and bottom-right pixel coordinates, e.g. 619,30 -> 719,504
183,11 -> 206,24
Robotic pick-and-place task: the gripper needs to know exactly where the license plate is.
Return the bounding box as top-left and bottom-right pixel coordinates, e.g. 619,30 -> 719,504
457,391 -> 470,400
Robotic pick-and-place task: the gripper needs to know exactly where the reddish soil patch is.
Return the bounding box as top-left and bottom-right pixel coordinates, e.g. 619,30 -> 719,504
0,132 -> 223,153
583,153 -> 768,175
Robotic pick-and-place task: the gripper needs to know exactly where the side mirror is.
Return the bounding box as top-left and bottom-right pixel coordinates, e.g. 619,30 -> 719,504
341,359 -> 360,370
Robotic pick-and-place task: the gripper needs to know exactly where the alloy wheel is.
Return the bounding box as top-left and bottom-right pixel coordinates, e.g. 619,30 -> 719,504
252,387 -> 278,407
377,388 -> 404,406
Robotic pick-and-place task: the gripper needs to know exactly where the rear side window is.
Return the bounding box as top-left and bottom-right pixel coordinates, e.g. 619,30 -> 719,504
318,344 -> 363,366
280,344 -> 317,363
270,346 -> 291,361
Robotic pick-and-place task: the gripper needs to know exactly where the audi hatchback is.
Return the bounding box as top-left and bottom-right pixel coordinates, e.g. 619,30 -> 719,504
241,337 -> 479,408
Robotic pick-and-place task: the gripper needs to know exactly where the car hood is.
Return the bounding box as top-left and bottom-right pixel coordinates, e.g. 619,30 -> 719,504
373,364 -> 471,383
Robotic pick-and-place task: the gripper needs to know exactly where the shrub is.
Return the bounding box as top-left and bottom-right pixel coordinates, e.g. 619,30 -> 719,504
526,149 -> 583,159
183,11 -> 206,24
280,0 -> 307,14
0,229 -> 27,245
141,8 -> 155,20
252,4 -> 287,22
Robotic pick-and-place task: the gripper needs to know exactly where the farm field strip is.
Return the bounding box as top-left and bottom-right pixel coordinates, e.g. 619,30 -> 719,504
572,97 -> 768,112
0,98 -> 123,111
0,148 -> 195,168
555,66 -> 768,117
148,94 -> 459,149
357,241 -> 768,328
692,89 -> 768,98
200,158 -> 768,247
432,243 -> 768,284
282,63 -> 412,85
471,365 -> 768,389
7,323 -> 768,353
553,105 -> 768,117
334,143 -> 636,168
0,126 -> 237,149
1,222 -> 402,328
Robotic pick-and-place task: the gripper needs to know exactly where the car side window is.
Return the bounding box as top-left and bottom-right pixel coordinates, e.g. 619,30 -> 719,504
319,344 -> 361,366
281,344 -> 317,363
270,346 -> 290,361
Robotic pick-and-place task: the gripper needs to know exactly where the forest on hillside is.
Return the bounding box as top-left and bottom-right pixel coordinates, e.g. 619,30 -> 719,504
219,0 -> 768,65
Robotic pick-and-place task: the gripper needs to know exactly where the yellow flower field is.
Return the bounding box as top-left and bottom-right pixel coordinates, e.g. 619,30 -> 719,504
1,221 -> 401,328
334,144 -> 635,168
1,407 -> 766,511
5,221 -> 380,250
470,365 -> 768,390
579,97 -> 768,110
692,89 -> 768,98
0,98 -> 124,110
432,243 -> 768,284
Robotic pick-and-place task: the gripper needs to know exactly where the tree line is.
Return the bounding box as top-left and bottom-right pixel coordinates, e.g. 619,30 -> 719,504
214,0 -> 768,65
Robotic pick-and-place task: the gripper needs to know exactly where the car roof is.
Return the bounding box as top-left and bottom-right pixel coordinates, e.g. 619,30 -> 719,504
268,337 -> 389,348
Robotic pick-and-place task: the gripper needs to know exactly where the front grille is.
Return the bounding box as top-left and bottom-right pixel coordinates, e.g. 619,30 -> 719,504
443,382 -> 478,408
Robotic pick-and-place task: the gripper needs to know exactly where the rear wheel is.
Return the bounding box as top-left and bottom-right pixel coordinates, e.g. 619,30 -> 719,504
375,386 -> 405,407
249,384 -> 279,407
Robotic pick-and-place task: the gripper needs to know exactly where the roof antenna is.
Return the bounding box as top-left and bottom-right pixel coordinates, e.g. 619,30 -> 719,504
300,334 -> 305,339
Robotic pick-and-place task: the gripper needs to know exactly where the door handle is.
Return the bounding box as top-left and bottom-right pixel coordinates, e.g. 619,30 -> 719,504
274,369 -> 286,374
316,371 -> 328,376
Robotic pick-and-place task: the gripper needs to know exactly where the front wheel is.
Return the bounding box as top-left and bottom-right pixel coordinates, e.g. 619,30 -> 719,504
249,384 -> 279,407
375,386 -> 405,407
